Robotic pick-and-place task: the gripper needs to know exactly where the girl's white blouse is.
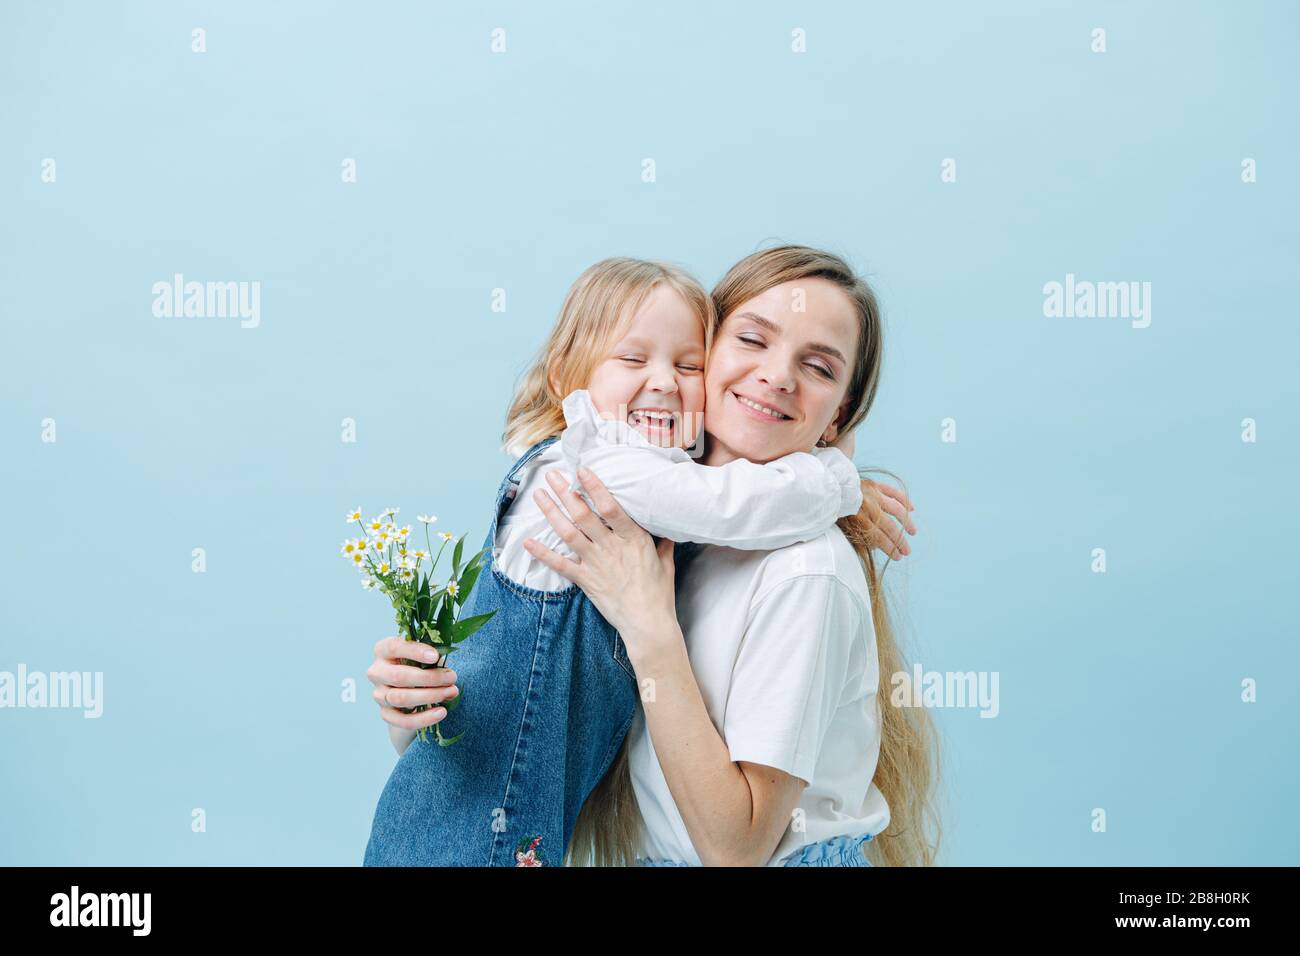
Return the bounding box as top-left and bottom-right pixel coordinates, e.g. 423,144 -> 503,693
494,389 -> 864,591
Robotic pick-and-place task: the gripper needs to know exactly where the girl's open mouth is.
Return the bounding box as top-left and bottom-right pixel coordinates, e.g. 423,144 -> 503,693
628,408 -> 677,434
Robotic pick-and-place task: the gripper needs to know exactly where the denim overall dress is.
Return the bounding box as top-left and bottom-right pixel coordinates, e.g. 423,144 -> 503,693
363,437 -> 639,867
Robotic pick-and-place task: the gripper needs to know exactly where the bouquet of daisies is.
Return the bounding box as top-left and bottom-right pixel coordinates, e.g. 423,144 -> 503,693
341,507 -> 494,746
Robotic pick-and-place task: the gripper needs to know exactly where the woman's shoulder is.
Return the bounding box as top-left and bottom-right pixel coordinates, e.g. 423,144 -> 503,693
725,528 -> 877,674
748,526 -> 872,613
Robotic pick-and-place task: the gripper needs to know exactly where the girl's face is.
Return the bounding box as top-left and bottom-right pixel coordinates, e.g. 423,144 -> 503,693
585,284 -> 707,448
702,278 -> 859,466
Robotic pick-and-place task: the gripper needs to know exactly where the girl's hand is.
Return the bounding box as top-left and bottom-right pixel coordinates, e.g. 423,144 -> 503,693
366,636 -> 461,731
858,478 -> 916,560
832,426 -> 917,560
522,466 -> 678,657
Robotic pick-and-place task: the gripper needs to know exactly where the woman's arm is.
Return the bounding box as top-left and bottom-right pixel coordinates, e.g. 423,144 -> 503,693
619,617 -> 809,865
522,468 -> 813,865
389,723 -> 416,757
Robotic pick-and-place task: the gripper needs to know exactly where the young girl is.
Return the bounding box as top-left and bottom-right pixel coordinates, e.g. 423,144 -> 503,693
362,257 -> 883,867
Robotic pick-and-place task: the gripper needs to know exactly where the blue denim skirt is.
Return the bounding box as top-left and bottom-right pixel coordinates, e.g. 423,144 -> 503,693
636,832 -> 874,867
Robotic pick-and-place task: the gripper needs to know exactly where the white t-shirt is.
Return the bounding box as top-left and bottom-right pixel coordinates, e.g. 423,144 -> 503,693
495,390 -> 864,591
629,526 -> 891,866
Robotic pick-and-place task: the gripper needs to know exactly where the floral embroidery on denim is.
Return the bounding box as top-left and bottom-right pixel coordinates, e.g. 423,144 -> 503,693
515,835 -> 546,867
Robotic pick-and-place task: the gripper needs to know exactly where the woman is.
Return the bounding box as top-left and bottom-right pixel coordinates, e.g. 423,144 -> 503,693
370,246 -> 939,865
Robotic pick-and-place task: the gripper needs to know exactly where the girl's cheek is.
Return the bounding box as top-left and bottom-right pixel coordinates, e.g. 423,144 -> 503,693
689,380 -> 708,413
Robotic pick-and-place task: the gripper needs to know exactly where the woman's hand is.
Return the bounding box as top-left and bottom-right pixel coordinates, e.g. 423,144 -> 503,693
522,466 -> 679,659
858,478 -> 916,559
366,636 -> 461,731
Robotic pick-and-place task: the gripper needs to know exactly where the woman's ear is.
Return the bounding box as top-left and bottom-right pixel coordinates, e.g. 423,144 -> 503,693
820,399 -> 851,445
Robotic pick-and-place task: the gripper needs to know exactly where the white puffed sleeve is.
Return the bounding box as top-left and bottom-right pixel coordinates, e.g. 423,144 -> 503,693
557,390 -> 864,551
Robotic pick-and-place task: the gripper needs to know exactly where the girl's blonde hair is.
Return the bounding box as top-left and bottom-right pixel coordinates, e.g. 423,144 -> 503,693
502,258 -> 715,458
568,245 -> 942,867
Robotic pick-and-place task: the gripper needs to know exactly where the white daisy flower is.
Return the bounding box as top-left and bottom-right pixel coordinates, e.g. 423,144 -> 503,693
347,551 -> 367,568
346,508 -> 363,523
360,577 -> 376,590
446,580 -> 460,598
438,531 -> 455,542
365,519 -> 385,534
397,567 -> 415,582
417,514 -> 437,525
375,561 -> 391,575
381,507 -> 399,518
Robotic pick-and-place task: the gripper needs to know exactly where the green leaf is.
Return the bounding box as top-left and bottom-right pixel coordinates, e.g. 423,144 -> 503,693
452,535 -> 465,577
449,610 -> 495,643
436,596 -> 454,642
456,563 -> 483,606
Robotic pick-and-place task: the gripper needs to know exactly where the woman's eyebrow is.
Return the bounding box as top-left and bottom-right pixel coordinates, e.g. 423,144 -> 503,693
734,311 -> 847,365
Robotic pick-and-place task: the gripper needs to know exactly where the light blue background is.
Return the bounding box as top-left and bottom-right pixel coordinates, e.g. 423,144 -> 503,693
2,0 -> 1296,865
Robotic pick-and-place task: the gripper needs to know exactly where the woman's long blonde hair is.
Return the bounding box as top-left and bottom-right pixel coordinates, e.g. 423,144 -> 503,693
568,245 -> 942,867
501,258 -> 715,458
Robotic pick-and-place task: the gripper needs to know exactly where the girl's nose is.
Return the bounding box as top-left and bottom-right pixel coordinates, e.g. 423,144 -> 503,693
648,364 -> 679,393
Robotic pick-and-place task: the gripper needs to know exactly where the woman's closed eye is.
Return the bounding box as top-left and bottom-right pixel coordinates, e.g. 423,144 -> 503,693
737,334 -> 833,379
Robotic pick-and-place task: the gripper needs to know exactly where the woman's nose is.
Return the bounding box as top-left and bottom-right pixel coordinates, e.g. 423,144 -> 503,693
757,359 -> 795,392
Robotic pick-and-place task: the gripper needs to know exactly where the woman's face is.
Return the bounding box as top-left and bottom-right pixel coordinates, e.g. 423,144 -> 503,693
702,278 -> 859,466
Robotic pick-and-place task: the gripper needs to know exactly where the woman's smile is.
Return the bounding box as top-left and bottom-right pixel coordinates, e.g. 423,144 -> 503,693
728,389 -> 794,422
